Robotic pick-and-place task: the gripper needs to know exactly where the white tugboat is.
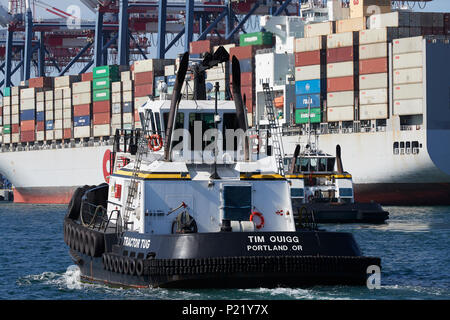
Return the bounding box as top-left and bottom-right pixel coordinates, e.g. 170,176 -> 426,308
63,52 -> 381,288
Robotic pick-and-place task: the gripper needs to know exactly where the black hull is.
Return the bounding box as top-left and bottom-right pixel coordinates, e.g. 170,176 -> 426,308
64,218 -> 381,289
293,202 -> 389,224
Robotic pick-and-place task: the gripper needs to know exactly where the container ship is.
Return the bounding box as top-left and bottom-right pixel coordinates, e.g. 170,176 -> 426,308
0,1 -> 449,205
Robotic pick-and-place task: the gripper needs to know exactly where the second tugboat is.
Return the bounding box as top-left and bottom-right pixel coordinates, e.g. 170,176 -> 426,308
63,51 -> 381,288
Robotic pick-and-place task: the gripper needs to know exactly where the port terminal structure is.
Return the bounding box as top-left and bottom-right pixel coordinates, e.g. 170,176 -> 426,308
0,0 -> 303,96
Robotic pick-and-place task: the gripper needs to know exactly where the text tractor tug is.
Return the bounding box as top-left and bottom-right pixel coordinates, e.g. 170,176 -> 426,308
63,50 -> 381,288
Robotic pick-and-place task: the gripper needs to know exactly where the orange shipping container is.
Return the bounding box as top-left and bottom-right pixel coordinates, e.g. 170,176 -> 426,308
21,120 -> 35,131
20,130 -> 35,142
295,50 -> 322,66
81,72 -> 93,81
64,128 -> 72,139
93,100 -> 110,113
36,121 -> 45,131
93,112 -> 111,125
74,104 -> 91,117
134,71 -> 153,86
359,57 -> 388,75
135,83 -> 153,97
327,46 -> 354,63
327,76 -> 355,92
229,44 -> 271,60
12,124 -> 19,133
29,77 -> 53,88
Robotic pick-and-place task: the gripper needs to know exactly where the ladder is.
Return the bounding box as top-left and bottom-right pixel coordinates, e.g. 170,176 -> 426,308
122,109 -> 154,231
262,83 -> 285,176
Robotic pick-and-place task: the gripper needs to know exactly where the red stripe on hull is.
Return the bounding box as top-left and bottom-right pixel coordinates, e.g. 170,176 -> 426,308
354,183 -> 450,205
14,187 -> 77,204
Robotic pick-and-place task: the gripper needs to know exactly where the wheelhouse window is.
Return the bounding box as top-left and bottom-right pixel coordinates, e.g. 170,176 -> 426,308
222,185 -> 252,221
223,113 -> 240,151
393,142 -> 399,155
163,112 -> 185,147
188,112 -> 215,150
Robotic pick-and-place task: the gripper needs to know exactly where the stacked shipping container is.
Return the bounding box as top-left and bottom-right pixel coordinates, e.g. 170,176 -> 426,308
121,71 -> 134,130
72,80 -> 92,138
44,89 -> 54,140
293,36 -> 325,124
2,88 -> 11,144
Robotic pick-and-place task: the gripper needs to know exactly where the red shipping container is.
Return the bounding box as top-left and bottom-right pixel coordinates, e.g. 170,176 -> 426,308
21,120 -> 35,131
190,40 -> 213,54
327,47 -> 354,63
93,100 -> 110,113
12,124 -> 19,133
81,72 -> 93,81
0,107 -> 2,116
241,85 -> 254,113
134,71 -> 153,86
135,83 -> 153,97
359,57 -> 388,75
29,77 -> 53,88
93,112 -> 111,125
295,50 -> 322,66
229,44 -> 272,60
74,104 -> 91,116
327,76 -> 354,92
36,121 -> 45,131
20,130 -> 35,142
241,72 -> 254,87
134,109 -> 140,122
64,128 -> 72,139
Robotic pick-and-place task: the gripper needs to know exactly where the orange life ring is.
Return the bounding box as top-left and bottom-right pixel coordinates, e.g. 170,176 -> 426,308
148,134 -> 163,152
102,149 -> 112,183
250,211 -> 265,230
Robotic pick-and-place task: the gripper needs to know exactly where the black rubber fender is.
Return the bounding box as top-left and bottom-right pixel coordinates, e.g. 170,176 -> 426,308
113,256 -> 119,273
66,186 -> 88,220
118,257 -> 124,274
123,258 -> 130,275
74,228 -> 81,252
91,231 -> 105,257
102,254 -> 108,270
129,259 -> 136,276
81,230 -> 88,255
106,254 -> 113,271
136,259 -> 144,276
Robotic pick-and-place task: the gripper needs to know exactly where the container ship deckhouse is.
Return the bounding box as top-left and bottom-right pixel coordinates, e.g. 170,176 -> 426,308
0,0 -> 449,205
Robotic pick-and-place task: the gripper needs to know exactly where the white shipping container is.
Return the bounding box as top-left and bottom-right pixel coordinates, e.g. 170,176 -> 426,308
74,126 -> 91,138
11,105 -> 19,114
359,42 -> 387,60
327,106 -> 354,121
63,98 -> 71,109
133,59 -> 154,73
45,130 -> 54,140
3,96 -> 11,106
54,129 -> 63,140
45,110 -> 54,120
295,65 -> 321,81
45,100 -> 54,111
359,104 -> 388,120
93,124 -> 111,137
72,92 -> 91,106
54,75 -> 78,88
134,96 -> 148,108
327,91 -> 354,107
111,114 -> 122,125
122,80 -> 133,92
112,103 -> 121,114
36,131 -> 45,141
63,108 -> 71,119
121,71 -> 131,81
164,65 -> 175,76
393,83 -> 423,100
12,86 -> 25,96
55,119 -> 63,129
392,36 -> 423,54
4,115 -> 10,125
3,134 -> 11,143
294,36 -> 323,52
112,82 -> 122,93
112,92 -> 122,103
72,81 -> 92,94
122,91 -> 133,102
368,11 -> 410,29
393,52 -> 423,70
36,101 -> 45,112
45,90 -> 53,101
393,68 -> 423,84
54,88 -> 63,100
393,98 -> 423,115
359,73 -> 388,89
11,133 -> 20,143
54,109 -> 63,120
327,61 -> 354,78
54,99 -> 63,110
63,87 -> 71,98
123,113 -> 133,123
20,88 -> 36,100
3,106 -> 10,115
327,32 -> 354,49
20,99 -> 35,110
63,118 -> 71,128
304,21 -> 334,38
12,96 -> 19,105
359,28 -> 396,44
36,92 -> 45,102
360,88 -> 388,105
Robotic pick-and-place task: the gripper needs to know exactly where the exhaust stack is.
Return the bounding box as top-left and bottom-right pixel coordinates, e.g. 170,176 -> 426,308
336,144 -> 344,174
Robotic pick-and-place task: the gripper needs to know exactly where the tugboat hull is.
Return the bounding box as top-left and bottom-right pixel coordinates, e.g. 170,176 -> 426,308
65,219 -> 380,288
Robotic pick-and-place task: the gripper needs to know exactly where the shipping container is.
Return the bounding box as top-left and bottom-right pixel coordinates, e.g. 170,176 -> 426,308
229,45 -> 272,60
93,124 -> 111,137
74,115 -> 91,127
93,100 -> 110,113
393,99 -> 423,115
393,52 -> 423,70
134,71 -> 154,86
393,83 -> 423,100
327,46 -> 355,63
359,73 -> 388,89
74,126 -> 91,138
359,57 -> 388,74
368,11 -> 411,29
359,28 -> 398,44
296,94 -> 321,109
135,84 -> 153,97
295,65 -> 322,81
294,36 -> 325,52
393,68 -> 423,84
359,42 -> 388,60
29,77 -> 53,89
295,108 -> 321,124
54,75 -> 79,88
304,21 -> 334,38
20,109 -> 35,121
359,88 -> 388,105
93,113 -> 111,125
327,106 -> 354,122
72,92 -> 92,106
295,79 -> 322,95
240,32 -> 273,47
20,120 -> 35,131
350,0 -> 391,19
327,32 -> 355,48
392,36 -> 423,54
123,102 -> 133,113
72,81 -> 92,94
36,121 -> 45,132
336,17 -> 366,33
81,72 -> 93,82
93,89 -> 111,102
327,61 -> 355,78
327,76 -> 355,92
327,91 -> 355,107
295,50 -> 322,66
93,65 -> 120,80
359,104 -> 388,120
20,130 -> 35,142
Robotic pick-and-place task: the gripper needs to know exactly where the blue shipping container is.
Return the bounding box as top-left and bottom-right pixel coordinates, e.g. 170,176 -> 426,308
74,115 -> 91,127
123,102 -> 133,113
295,79 -> 321,95
167,75 -> 176,86
20,109 -> 35,121
36,111 -> 45,122
45,120 -> 54,130
296,94 -> 321,109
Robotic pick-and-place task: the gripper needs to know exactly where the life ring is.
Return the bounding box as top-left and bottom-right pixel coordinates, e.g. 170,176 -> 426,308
250,211 -> 265,229
102,149 -> 112,183
148,134 -> 163,152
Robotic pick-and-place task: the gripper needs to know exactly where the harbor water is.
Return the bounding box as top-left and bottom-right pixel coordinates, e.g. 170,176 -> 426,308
0,203 -> 449,300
